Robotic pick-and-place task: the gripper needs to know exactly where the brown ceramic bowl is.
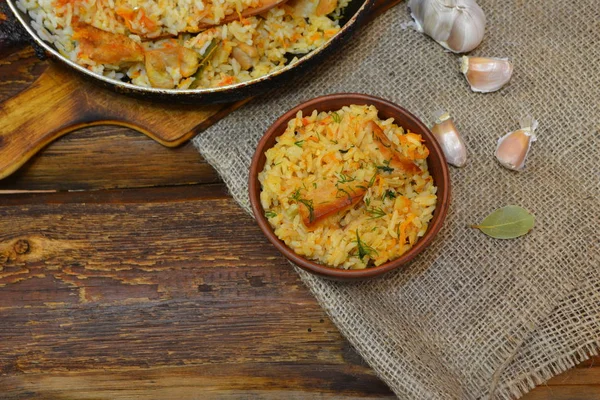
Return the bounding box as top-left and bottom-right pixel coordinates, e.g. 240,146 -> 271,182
249,93 -> 451,280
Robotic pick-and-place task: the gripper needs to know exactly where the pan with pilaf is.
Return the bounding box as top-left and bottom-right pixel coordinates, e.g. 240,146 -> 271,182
5,0 -> 373,102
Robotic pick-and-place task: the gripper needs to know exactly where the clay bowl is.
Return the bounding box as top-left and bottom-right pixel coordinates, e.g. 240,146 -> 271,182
249,93 -> 450,280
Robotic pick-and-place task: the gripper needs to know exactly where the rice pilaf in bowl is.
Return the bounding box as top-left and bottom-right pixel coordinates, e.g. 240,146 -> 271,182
249,94 -> 451,280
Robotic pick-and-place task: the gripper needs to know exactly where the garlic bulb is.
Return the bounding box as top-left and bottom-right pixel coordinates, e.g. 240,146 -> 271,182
461,56 -> 513,92
495,116 -> 538,171
408,0 -> 486,53
431,110 -> 467,167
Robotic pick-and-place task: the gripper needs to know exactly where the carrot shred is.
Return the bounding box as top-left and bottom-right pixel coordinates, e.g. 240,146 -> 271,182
218,75 -> 235,86
321,152 -> 338,164
320,116 -> 333,125
115,7 -> 157,34
406,132 -> 425,143
398,215 -> 415,248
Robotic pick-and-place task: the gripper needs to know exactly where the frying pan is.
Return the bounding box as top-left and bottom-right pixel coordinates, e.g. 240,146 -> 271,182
3,0 -> 375,103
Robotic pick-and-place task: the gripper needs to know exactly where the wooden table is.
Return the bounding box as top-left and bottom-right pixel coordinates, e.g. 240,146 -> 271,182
1,19 -> 599,400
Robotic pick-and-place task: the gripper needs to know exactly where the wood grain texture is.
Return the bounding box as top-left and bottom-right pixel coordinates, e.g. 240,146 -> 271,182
0,129 -> 220,192
2,364 -> 395,399
0,186 -> 394,399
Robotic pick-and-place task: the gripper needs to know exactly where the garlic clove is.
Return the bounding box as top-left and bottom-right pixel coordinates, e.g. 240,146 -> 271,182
461,56 -> 513,93
431,110 -> 468,167
495,116 -> 538,171
408,0 -> 486,53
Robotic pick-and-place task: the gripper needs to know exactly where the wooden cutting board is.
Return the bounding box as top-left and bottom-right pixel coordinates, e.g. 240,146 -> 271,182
0,0 -> 400,180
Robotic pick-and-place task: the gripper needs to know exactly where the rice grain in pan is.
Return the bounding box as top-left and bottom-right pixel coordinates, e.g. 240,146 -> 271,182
259,105 -> 438,270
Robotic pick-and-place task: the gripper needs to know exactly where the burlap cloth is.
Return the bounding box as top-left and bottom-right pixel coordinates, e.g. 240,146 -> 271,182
193,1 -> 600,398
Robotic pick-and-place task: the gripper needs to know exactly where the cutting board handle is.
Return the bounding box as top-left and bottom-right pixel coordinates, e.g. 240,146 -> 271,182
0,63 -> 233,180
0,66 -> 91,179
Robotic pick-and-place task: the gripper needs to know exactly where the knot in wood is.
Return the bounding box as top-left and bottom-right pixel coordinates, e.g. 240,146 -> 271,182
0,253 -> 8,264
14,239 -> 30,255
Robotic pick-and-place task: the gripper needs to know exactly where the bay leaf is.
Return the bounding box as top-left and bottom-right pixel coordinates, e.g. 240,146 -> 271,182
190,39 -> 219,89
472,205 -> 535,239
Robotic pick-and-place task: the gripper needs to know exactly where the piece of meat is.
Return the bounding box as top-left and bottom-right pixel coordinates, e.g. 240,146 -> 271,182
231,43 -> 258,70
72,23 -> 144,65
316,0 -> 337,16
145,46 -> 200,88
297,181 -> 366,227
365,120 -> 421,175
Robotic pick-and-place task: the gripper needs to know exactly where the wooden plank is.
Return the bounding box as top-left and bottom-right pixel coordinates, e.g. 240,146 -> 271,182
543,356 -> 600,386
1,364 -> 394,399
521,385 -> 600,400
1,185 -> 600,398
0,184 -> 228,205
519,356 -> 600,399
0,129 -> 221,192
0,186 -> 394,398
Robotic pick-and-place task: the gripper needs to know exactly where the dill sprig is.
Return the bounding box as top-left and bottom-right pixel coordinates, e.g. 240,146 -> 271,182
331,112 -> 342,123
335,187 -> 352,202
291,189 -> 314,223
354,230 -> 378,261
376,165 -> 394,173
336,172 -> 356,184
382,189 -> 397,202
368,173 -> 377,188
366,207 -> 386,219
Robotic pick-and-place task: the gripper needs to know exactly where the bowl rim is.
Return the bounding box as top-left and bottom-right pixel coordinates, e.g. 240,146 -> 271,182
249,93 -> 451,280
